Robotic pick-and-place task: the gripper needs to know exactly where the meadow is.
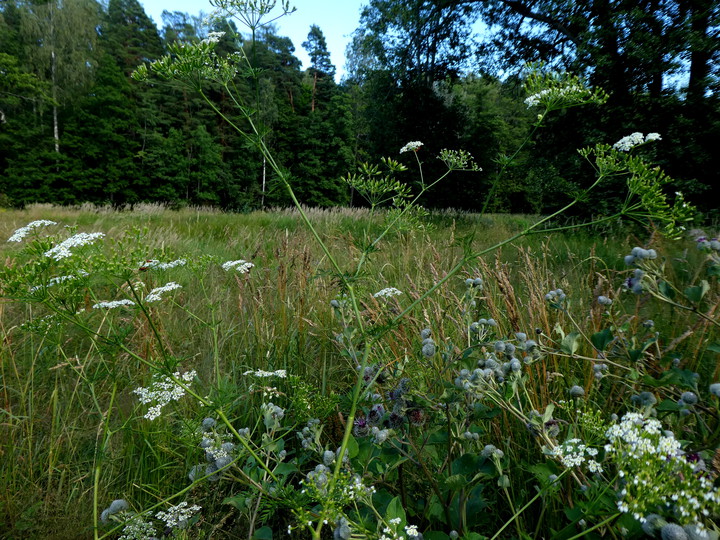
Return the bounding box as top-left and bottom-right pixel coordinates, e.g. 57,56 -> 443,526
0,204 -> 718,539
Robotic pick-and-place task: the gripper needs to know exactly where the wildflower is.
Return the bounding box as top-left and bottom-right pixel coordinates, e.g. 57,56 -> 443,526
133,370 -> 197,420
156,501 -> 201,529
145,281 -> 182,303
545,288 -> 566,302
598,295 -> 613,305
334,517 -> 351,540
374,287 -> 403,298
118,517 -> 157,540
92,299 -> 136,309
29,270 -> 89,292
569,385 -> 585,398
243,369 -> 287,378
44,232 -> 105,260
202,417 -> 216,430
710,383 -> 720,397
222,259 -> 254,273
613,132 -> 646,152
681,392 -> 698,405
100,499 -> 129,523
139,258 -> 187,270
660,523 -> 689,540
400,141 -> 423,153
203,31 -> 225,44
7,220 -> 57,242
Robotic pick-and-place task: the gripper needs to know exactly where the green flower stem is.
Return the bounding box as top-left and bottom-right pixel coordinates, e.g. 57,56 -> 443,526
489,469 -> 570,540
564,512 -> 621,540
93,383 -> 117,540
480,108 -> 547,215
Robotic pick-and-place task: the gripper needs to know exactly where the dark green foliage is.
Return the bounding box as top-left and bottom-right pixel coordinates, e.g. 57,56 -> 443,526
0,0 -> 718,213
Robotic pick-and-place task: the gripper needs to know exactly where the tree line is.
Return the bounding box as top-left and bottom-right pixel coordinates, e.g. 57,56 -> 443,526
1,0 -> 718,215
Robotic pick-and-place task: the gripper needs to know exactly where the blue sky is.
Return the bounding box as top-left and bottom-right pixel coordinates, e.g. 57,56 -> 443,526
141,0 -> 367,80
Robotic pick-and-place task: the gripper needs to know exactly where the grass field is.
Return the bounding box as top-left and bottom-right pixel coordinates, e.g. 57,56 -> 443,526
1,204 -> 718,540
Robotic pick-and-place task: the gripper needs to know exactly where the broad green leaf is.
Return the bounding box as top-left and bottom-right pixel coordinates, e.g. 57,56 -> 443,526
658,281 -> 675,300
385,496 -> 407,527
561,332 -> 581,355
591,328 -> 613,351
252,526 -> 273,540
346,435 -> 359,459
684,280 -> 710,303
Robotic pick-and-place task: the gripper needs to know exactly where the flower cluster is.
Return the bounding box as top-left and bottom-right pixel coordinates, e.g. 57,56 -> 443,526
400,141 -> 423,153
624,246 -> 658,266
133,370 -> 197,420
155,501 -> 201,529
118,516 -> 157,540
545,288 -> 566,303
261,402 -> 285,430
551,438 -> 602,473
29,270 -> 89,292
44,232 -> 105,260
373,287 -> 403,299
139,258 -> 187,270
100,499 -> 129,524
222,259 -> 254,273
145,282 -> 182,303
605,413 -> 720,529
612,132 -> 661,152
624,269 -> 646,294
243,369 -> 287,378
93,299 -> 136,310
7,220 -> 57,242
298,418 -> 322,451
420,328 -> 436,358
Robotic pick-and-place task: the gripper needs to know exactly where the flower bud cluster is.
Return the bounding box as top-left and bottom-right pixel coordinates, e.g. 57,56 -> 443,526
262,402 -> 285,430
593,363 -> 609,380
545,288 -> 566,303
624,246 -> 658,266
420,328 -> 436,358
624,269 -> 645,294
297,418 -> 322,451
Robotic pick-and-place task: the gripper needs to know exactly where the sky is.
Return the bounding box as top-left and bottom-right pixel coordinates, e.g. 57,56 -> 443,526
141,0 -> 367,80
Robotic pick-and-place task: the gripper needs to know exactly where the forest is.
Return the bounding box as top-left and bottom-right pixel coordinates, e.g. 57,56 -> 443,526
0,0 -> 719,215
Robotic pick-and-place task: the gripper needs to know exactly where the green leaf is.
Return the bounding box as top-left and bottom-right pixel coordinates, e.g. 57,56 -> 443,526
273,462 -> 298,476
656,399 -> 682,411
444,474 -> 467,491
590,328 -> 613,351
642,368 -> 698,389
223,495 -> 247,510
252,526 -> 273,540
385,496 -> 407,527
707,342 -> 720,353
346,435 -> 359,459
560,332 -> 581,355
542,403 -> 555,423
658,281 -> 675,300
684,280 -> 710,304
707,264 -> 720,277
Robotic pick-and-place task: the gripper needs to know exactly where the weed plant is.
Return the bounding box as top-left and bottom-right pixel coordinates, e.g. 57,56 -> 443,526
1,1 -> 719,539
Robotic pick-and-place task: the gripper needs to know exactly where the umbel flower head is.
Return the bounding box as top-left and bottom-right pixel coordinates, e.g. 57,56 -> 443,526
400,141 -> 423,154
7,220 -> 57,242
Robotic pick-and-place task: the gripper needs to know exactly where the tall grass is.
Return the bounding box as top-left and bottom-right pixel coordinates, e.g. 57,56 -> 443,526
0,205 -> 717,539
